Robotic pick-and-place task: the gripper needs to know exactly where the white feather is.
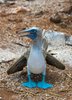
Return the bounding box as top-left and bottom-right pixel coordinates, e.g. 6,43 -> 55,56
28,46 -> 46,74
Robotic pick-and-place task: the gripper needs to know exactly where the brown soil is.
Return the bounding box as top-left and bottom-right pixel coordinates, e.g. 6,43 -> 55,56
0,0 -> 72,100
0,88 -> 18,100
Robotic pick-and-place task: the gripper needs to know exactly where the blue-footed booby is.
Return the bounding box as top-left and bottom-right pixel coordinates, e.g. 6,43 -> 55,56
19,27 -> 53,89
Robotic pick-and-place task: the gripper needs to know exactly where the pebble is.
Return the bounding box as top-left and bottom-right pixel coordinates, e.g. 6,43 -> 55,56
0,6 -> 30,16
50,13 -> 61,23
0,97 -> 2,100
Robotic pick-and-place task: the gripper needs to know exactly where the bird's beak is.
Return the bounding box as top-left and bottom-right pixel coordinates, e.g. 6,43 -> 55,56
18,28 -> 32,33
18,28 -> 37,40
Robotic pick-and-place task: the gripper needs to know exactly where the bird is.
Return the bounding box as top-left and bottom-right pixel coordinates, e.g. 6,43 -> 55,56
7,27 -> 65,89
18,26 -> 54,89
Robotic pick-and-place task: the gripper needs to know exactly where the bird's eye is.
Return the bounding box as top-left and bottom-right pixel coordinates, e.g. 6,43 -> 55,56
33,30 -> 37,33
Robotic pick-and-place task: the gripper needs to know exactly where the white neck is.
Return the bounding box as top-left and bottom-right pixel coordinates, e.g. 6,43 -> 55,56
32,37 -> 42,50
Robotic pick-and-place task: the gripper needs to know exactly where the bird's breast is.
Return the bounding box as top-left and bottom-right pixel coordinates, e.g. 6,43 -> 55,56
27,48 -> 46,74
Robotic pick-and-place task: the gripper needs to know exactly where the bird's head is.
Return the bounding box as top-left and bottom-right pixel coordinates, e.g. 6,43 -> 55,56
18,27 -> 42,40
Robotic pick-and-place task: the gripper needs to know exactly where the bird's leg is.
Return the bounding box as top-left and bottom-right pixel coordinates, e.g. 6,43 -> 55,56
37,66 -> 53,89
21,66 -> 36,88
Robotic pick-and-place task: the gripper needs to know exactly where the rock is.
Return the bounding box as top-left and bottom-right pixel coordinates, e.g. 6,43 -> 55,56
45,30 -> 66,46
1,79 -> 7,84
35,11 -> 44,17
0,0 -> 5,3
0,48 -> 16,63
50,13 -> 61,23
0,6 -> 30,16
62,6 -> 72,14
8,17 -> 23,23
59,22 -> 67,28
45,30 -> 72,67
0,97 -> 2,100
11,95 -> 19,100
45,30 -> 72,47
26,0 -> 35,1
65,35 -> 72,46
0,0 -> 15,4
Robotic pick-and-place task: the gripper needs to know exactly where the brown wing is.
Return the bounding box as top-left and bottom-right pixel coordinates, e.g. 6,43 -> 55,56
7,53 -> 65,75
46,54 -> 65,70
7,55 -> 27,75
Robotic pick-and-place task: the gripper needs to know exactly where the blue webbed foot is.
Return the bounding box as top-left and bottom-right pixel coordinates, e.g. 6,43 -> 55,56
21,75 -> 37,88
22,81 -> 36,88
37,75 -> 53,89
37,81 -> 53,89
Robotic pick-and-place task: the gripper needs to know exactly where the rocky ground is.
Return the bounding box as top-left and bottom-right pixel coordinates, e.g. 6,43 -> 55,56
0,0 -> 72,100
